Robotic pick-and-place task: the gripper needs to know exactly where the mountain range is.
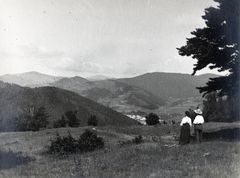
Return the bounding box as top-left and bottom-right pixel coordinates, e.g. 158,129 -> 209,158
0,72 -> 62,87
50,77 -> 165,111
0,71 -> 220,114
117,72 -> 220,100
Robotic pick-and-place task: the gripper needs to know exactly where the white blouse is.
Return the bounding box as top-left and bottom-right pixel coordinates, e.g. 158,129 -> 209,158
193,115 -> 204,124
180,116 -> 192,126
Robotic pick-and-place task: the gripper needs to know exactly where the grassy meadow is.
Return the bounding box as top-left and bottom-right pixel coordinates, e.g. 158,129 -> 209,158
0,122 -> 240,178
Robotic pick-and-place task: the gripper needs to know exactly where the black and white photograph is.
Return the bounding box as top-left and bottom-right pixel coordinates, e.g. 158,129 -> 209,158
0,0 -> 239,177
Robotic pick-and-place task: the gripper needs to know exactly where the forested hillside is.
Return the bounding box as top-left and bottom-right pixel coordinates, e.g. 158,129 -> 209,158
0,81 -> 138,128
51,77 -> 165,110
0,72 -> 219,113
118,72 -> 220,100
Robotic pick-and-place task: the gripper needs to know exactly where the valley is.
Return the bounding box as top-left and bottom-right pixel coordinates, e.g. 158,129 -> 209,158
0,71 -> 218,124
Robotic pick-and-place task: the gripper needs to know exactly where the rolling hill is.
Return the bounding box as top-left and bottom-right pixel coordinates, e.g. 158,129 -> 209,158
0,72 -> 165,111
117,72 -> 220,100
0,71 -> 220,115
0,81 -> 139,127
50,77 -> 166,111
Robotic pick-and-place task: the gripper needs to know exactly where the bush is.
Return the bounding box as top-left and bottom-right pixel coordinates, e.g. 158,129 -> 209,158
78,129 -> 104,152
49,129 -> 104,155
87,115 -> 98,126
145,113 -> 160,125
0,106 -> 49,132
133,135 -> 143,144
49,132 -> 78,155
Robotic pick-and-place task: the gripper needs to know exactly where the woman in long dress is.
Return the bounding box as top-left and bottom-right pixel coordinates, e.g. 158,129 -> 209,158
179,111 -> 192,145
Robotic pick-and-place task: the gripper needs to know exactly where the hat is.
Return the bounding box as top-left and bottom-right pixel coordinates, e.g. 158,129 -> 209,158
194,109 -> 202,114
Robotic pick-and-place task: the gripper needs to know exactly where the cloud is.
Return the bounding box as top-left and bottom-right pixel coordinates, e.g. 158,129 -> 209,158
0,0 -> 221,78
67,61 -> 103,73
54,59 -> 115,76
1,44 -> 65,59
18,45 -> 65,58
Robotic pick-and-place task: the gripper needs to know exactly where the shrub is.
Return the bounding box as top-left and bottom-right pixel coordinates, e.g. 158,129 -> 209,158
0,106 -> 49,132
87,115 -> 98,126
49,132 -> 78,155
133,135 -> 143,144
145,113 -> 160,125
78,129 -> 104,152
48,129 -> 104,155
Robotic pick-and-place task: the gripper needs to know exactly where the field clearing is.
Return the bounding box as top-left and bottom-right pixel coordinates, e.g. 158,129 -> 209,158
0,122 -> 240,178
118,96 -> 205,123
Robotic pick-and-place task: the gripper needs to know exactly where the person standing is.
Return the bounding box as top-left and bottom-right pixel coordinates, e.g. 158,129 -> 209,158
193,109 -> 204,143
179,111 -> 192,145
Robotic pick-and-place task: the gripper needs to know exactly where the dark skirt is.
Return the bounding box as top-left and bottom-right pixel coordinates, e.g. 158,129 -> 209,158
179,124 -> 191,145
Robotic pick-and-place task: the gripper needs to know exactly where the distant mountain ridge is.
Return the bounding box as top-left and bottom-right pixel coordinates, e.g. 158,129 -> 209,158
86,75 -> 114,81
1,72 -> 166,112
0,71 -> 220,113
0,71 -> 62,87
50,77 -> 165,111
117,72 -> 220,100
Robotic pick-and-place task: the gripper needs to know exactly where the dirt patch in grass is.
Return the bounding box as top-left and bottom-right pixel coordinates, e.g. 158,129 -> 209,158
0,150 -> 34,170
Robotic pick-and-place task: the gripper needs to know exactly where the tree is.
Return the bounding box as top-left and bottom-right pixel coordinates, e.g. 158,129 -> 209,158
18,114 -> 33,131
65,110 -> 80,127
145,113 -> 159,125
177,0 -> 239,99
30,106 -> 49,131
202,92 -> 218,122
87,115 -> 98,126
203,92 -> 233,122
53,115 -> 67,128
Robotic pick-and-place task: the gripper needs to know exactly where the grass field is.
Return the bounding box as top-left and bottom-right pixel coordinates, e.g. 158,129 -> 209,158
0,122 -> 240,178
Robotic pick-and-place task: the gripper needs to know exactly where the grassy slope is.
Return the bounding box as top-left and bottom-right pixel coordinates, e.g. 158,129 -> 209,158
0,122 -> 239,177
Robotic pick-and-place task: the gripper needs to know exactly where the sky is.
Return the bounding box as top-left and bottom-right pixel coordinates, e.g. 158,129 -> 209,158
0,0 -> 221,78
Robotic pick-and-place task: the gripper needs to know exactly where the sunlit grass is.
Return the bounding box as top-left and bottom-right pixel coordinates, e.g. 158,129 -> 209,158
3,141 -> 239,178
0,123 -> 240,177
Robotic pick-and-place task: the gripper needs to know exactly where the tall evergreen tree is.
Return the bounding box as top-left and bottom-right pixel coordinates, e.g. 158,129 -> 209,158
177,0 -> 239,99
65,110 -> 80,127
31,106 -> 49,131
